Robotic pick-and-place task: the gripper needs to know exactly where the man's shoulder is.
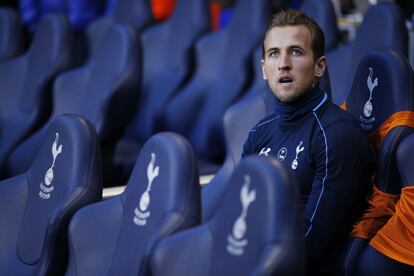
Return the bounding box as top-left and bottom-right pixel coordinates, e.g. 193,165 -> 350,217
312,101 -> 369,146
318,101 -> 358,128
250,112 -> 278,132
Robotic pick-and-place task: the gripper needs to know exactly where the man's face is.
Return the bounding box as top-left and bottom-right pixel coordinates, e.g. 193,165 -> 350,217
261,25 -> 326,104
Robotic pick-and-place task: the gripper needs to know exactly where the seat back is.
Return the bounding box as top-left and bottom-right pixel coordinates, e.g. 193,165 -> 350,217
241,45 -> 268,99
66,132 -> 200,275
7,24 -> 141,178
342,53 -> 414,275
0,13 -> 73,177
202,90 -> 274,220
152,156 -> 305,276
125,0 -> 210,142
328,2 -> 407,105
299,0 -> 340,51
0,114 -> 102,275
0,7 -> 24,63
87,0 -> 152,53
344,48 -> 414,193
162,0 -> 271,163
54,24 -> 141,141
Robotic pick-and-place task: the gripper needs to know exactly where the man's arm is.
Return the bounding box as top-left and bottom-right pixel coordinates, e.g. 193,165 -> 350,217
304,121 -> 374,262
241,129 -> 256,159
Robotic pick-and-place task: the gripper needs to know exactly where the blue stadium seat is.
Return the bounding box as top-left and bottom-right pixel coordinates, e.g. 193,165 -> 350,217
0,7 -> 24,63
241,45 -> 268,99
0,114 -> 102,275
202,90 -> 274,221
87,0 -> 152,53
65,132 -> 200,275
113,0 -> 211,184
299,0 -> 340,51
298,0 -> 338,97
6,24 -> 141,183
161,0 -> 271,169
151,155 -> 305,276
339,48 -> 414,275
0,13 -> 73,178
328,2 -> 407,105
344,48 -> 414,165
344,48 -> 414,194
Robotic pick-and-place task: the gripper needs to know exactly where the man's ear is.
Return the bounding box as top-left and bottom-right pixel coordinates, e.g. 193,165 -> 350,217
261,59 -> 268,80
314,56 -> 327,77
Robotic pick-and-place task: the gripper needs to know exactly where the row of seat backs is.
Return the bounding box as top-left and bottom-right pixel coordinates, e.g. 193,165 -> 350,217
328,2 -> 408,105
66,133 -> 304,275
124,0 -> 211,143
111,0 -> 211,184
0,0 -> 341,185
0,13 -> 73,178
5,21 -> 142,182
0,110 -> 304,275
0,7 -> 24,63
1,0 -> 268,184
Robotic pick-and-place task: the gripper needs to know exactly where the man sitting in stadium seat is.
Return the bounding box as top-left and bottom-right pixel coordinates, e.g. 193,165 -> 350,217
242,9 -> 375,275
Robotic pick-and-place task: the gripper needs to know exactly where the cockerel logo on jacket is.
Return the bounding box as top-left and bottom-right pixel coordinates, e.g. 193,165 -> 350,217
134,153 -> 160,226
227,175 -> 256,256
291,141 -> 305,170
39,133 -> 63,199
360,67 -> 378,130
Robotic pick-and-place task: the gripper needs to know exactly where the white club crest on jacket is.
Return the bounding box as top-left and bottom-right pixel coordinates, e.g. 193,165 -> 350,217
227,175 -> 256,256
277,147 -> 287,161
291,141 -> 304,170
39,133 -> 63,199
259,147 -> 271,156
134,153 -> 160,226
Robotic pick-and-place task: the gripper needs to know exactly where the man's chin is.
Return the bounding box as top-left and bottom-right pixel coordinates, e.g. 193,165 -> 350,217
273,92 -> 300,104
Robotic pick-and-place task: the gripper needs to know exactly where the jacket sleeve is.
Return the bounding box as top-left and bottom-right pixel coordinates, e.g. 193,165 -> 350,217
241,129 -> 256,159
303,121 -> 374,262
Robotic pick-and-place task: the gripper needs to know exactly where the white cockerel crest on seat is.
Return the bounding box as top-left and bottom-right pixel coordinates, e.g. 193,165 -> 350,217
360,67 -> 378,130
134,153 -> 160,226
363,67 -> 378,118
227,175 -> 256,256
39,133 -> 63,199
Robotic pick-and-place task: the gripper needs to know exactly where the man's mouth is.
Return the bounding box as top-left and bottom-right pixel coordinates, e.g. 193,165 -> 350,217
278,76 -> 293,83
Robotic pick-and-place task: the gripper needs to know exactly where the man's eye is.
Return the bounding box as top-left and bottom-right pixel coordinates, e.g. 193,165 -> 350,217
292,49 -> 302,55
270,51 -> 279,57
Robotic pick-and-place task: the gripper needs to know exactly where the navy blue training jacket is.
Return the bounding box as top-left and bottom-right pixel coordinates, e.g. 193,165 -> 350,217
242,86 -> 375,273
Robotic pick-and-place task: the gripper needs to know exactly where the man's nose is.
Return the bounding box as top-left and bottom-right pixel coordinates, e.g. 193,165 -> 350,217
278,53 -> 291,71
